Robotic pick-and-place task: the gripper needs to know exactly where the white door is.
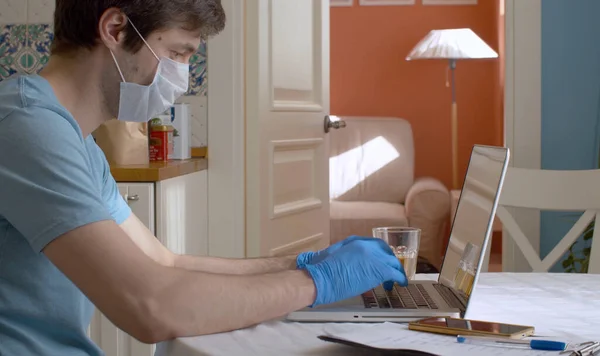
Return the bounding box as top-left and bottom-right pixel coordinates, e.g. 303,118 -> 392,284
503,0 -> 542,272
245,0 -> 334,257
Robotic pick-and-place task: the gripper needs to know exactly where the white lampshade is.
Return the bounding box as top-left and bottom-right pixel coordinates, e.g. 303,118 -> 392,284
406,28 -> 498,60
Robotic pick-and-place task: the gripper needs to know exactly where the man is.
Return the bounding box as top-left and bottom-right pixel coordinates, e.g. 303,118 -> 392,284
0,1 -> 407,355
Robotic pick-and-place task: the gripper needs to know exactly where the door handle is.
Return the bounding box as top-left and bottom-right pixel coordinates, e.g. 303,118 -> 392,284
126,194 -> 140,203
324,115 -> 347,133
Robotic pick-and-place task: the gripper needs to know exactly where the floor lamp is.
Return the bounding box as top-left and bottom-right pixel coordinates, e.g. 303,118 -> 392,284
406,28 -> 498,189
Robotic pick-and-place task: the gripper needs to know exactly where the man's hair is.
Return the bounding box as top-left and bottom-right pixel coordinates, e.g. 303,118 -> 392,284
51,0 -> 226,55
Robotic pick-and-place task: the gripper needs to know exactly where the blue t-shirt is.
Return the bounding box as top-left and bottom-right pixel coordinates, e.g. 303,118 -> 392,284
0,74 -> 132,355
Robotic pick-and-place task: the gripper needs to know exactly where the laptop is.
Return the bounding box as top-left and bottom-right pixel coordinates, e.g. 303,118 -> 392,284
287,145 -> 510,323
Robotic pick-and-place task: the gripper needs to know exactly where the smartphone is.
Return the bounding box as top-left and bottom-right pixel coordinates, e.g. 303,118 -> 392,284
408,317 -> 535,339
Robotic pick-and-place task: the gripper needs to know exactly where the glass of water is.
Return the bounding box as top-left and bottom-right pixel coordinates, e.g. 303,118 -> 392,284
372,227 -> 421,280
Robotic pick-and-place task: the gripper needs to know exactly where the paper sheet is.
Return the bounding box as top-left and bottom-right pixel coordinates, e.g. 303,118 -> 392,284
321,323 -> 569,356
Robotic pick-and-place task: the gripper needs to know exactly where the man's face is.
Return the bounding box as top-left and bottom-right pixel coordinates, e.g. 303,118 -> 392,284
124,27 -> 200,86
102,26 -> 200,119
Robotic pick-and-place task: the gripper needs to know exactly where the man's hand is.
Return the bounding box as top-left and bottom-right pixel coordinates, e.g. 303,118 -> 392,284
302,238 -> 408,306
296,235 -> 371,268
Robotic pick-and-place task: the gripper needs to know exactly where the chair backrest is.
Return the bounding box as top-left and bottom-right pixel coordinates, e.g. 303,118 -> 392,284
329,116 -> 415,203
497,167 -> 600,273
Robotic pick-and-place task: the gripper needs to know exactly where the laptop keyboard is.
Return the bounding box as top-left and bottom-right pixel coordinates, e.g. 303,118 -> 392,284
361,284 -> 438,309
433,284 -> 465,309
361,283 -> 465,310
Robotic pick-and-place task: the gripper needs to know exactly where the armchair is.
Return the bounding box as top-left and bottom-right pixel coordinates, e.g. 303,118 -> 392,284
329,117 -> 450,268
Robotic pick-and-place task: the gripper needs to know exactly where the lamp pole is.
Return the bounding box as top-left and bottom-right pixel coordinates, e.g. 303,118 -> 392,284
449,59 -> 459,189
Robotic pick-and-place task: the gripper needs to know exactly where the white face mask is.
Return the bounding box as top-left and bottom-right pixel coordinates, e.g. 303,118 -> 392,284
110,19 -> 190,123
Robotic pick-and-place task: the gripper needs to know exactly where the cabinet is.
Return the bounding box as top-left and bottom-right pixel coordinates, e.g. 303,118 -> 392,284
88,170 -> 208,356
117,171 -> 208,256
119,183 -> 155,235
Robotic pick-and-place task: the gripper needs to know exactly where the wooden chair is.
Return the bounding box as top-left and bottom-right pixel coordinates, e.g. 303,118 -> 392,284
494,167 -> 600,273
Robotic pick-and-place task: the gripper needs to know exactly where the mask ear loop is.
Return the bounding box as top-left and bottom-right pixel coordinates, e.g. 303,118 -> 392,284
109,50 -> 127,82
126,16 -> 160,61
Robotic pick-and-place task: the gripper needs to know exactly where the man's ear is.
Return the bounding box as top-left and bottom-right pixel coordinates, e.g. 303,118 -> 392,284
98,7 -> 128,51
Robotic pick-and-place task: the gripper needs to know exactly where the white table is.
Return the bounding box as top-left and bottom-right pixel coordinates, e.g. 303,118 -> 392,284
156,273 -> 600,356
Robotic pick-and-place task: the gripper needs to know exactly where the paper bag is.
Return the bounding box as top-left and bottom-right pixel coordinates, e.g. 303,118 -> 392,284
93,120 -> 149,166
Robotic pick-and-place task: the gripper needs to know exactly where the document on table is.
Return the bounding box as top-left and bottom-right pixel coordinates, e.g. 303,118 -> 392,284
319,322 -> 566,356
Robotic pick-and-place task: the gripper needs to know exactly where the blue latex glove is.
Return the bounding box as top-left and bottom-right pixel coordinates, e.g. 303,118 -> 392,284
302,238 -> 408,307
296,235 -> 370,268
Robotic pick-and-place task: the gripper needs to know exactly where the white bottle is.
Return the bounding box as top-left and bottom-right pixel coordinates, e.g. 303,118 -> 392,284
168,104 -> 192,160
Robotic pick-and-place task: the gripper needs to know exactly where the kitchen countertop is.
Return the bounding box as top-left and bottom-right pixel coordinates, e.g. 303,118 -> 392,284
110,158 -> 207,182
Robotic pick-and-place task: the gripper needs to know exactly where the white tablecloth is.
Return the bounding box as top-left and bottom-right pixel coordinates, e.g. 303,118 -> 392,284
156,273 -> 600,356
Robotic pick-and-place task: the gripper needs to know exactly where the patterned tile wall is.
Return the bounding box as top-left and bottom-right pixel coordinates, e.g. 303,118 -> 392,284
0,24 -> 52,78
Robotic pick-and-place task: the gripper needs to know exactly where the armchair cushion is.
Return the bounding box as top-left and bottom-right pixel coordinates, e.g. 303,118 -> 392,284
329,117 -> 414,204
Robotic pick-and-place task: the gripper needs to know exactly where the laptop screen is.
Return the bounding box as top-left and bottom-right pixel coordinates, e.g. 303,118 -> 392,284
438,145 -> 509,302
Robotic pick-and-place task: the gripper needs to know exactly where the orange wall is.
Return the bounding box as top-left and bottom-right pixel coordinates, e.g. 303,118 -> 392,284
331,1 -> 502,189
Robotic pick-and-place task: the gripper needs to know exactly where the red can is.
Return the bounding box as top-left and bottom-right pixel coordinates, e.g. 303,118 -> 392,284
149,125 -> 174,161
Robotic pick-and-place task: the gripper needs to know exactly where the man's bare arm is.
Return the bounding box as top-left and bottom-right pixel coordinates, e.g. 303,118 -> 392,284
43,219 -> 316,343
120,214 -> 299,274
173,254 -> 297,274
119,214 -> 175,267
